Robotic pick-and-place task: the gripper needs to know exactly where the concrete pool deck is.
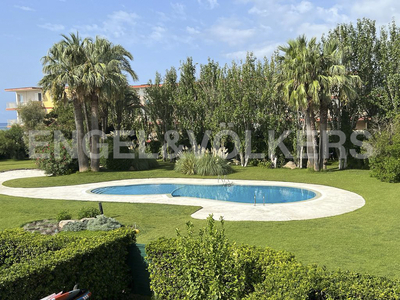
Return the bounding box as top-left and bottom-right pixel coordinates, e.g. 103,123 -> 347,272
0,170 -> 365,221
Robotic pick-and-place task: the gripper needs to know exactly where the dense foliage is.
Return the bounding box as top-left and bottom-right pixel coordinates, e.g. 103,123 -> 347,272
35,141 -> 78,176
100,137 -> 159,171
0,125 -> 26,159
77,206 -> 101,219
146,217 -> 400,299
369,118 -> 400,182
175,148 -> 233,176
0,228 -> 137,300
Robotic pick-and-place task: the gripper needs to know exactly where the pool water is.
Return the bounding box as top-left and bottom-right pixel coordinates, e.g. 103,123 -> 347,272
91,184 -> 316,204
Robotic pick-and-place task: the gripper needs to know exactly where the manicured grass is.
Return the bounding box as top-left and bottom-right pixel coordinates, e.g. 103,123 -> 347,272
1,162 -> 400,279
0,159 -> 36,172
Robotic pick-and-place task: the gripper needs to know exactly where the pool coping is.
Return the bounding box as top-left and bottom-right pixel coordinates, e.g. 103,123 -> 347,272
0,170 -> 366,221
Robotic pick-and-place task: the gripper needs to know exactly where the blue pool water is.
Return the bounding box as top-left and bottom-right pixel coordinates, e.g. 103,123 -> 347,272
91,184 -> 316,204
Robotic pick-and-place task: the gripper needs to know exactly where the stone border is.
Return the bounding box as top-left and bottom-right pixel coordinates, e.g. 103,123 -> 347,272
0,170 -> 365,221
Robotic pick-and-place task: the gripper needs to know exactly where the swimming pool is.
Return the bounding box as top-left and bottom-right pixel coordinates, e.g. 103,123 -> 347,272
91,184 -> 316,204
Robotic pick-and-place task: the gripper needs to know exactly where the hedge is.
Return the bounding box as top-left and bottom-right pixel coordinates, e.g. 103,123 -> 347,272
0,228 -> 137,299
146,217 -> 400,300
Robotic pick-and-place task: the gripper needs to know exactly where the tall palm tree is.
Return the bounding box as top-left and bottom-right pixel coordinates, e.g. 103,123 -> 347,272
277,36 -> 361,171
79,37 -> 138,171
277,35 -> 321,170
39,33 -> 90,172
318,38 -> 361,169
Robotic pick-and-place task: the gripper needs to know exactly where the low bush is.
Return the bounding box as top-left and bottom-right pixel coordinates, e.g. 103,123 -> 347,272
100,137 -> 132,171
77,206 -> 101,219
56,210 -> 72,222
174,148 -> 232,176
147,216 -> 245,299
0,228 -> 137,300
174,151 -> 196,175
62,221 -> 88,232
36,141 -> 78,176
131,149 -> 159,171
147,216 -> 400,300
100,137 -> 158,171
86,215 -> 122,231
62,215 -> 123,232
196,153 -> 232,176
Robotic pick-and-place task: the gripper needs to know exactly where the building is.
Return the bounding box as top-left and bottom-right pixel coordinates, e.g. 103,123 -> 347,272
4,84 -> 150,127
5,87 -> 54,127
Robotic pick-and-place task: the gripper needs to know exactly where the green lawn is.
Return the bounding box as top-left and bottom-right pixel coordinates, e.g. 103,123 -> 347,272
1,162 -> 400,280
0,159 -> 36,171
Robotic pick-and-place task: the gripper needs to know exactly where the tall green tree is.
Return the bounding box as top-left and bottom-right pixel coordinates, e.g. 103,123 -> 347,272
176,57 -> 205,143
18,101 -> 46,131
79,37 -> 138,171
40,33 -> 89,172
277,35 -> 321,170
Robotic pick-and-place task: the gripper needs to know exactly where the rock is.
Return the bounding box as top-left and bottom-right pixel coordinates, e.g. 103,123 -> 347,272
283,161 -> 297,169
58,220 -> 77,229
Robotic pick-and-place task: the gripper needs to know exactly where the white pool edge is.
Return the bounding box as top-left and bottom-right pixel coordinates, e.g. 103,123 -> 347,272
0,170 -> 366,221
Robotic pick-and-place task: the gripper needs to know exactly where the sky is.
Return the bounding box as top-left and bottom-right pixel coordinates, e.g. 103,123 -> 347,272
1,0 -> 400,123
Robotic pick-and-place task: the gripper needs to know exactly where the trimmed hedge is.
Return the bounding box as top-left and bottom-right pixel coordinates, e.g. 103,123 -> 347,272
0,228 -> 137,299
146,217 -> 400,300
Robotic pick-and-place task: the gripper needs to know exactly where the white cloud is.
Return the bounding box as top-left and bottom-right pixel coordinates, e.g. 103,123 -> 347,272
14,5 -> 35,11
292,1 -> 313,14
349,0 -> 400,25
149,26 -> 167,43
208,18 -> 256,46
186,26 -> 200,34
171,2 -> 186,18
73,11 -> 139,40
198,0 -> 219,9
225,42 -> 281,60
38,23 -> 65,32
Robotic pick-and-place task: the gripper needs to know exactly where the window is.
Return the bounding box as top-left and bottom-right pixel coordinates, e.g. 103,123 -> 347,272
18,94 -> 23,104
38,93 -> 42,101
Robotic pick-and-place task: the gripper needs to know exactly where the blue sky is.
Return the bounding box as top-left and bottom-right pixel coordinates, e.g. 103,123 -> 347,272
1,0 -> 400,123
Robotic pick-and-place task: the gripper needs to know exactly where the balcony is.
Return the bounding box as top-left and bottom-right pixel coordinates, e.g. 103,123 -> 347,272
6,102 -> 18,110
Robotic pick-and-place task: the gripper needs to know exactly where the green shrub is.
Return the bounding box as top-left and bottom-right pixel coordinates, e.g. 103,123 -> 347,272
0,228 -> 137,300
100,138 -> 158,171
100,137 -> 132,171
147,216 -> 400,300
131,149 -> 159,171
0,125 -> 26,159
175,150 -> 233,176
62,221 -> 87,232
56,210 -> 72,222
86,215 -> 122,231
77,206 -> 101,219
174,151 -> 196,175
36,141 -> 78,176
196,153 -> 232,176
369,118 -> 400,182
258,160 -> 273,168
147,216 -> 247,299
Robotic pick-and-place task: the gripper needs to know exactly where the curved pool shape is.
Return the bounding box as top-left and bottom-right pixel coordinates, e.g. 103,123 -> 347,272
91,184 -> 316,204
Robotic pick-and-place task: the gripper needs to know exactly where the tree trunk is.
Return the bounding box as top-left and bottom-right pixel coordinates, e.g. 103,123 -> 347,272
90,93 -> 100,172
305,108 -> 314,169
310,109 -> 320,171
73,98 -> 89,172
82,100 -> 90,135
319,99 -> 328,170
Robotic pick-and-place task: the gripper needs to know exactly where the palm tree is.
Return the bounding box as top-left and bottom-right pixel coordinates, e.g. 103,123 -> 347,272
39,33 -> 90,172
277,35 -> 321,170
318,38 -> 360,170
78,37 -> 138,171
